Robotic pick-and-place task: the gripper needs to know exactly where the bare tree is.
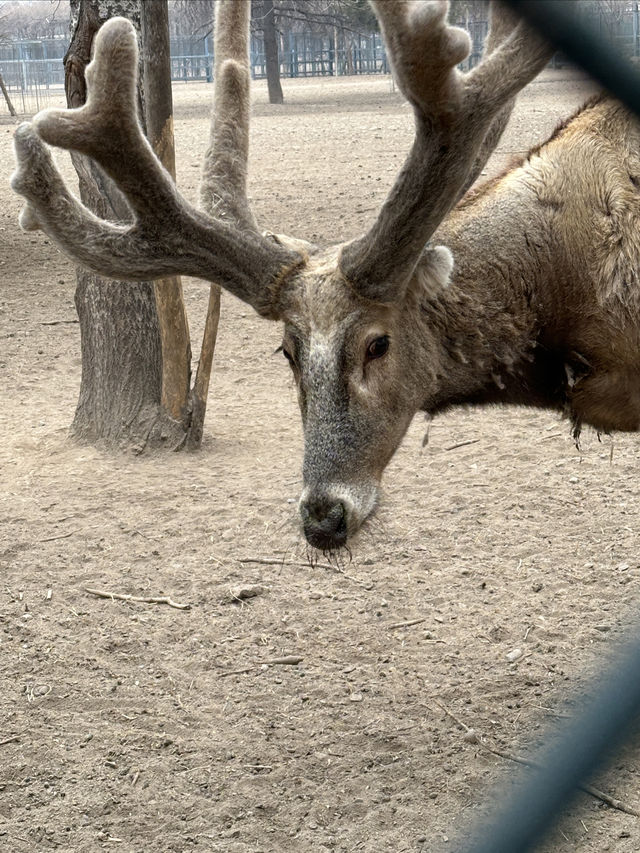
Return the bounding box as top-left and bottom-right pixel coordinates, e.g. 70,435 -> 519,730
252,0 -> 380,104
1,0 -> 70,39
63,0 -> 170,451
63,0 -> 223,451
258,0 -> 283,103
62,0 -> 206,451
140,0 -> 193,440
168,0 -> 212,37
0,70 -> 16,115
0,3 -> 16,117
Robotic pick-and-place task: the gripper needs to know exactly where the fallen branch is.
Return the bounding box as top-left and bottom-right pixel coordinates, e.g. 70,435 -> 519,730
238,556 -> 372,588
434,700 -> 640,818
0,734 -> 22,747
444,438 -> 480,451
238,556 -> 336,571
218,667 -> 254,678
217,656 -> 304,678
267,656 -> 303,665
387,617 -> 427,630
85,588 -> 191,610
485,742 -> 639,817
40,530 -> 76,542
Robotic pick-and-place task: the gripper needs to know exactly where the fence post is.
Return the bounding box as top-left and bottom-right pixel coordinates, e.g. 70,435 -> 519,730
205,34 -> 212,82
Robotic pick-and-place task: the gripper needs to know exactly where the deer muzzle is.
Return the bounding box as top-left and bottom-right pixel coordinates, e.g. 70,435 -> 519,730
299,482 -> 378,551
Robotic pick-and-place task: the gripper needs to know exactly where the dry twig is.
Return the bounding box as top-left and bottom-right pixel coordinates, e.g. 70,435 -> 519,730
85,588 -> 191,610
0,734 -> 22,747
40,530 -> 76,543
434,700 -> 640,817
444,438 -> 480,451
387,617 -> 427,630
238,556 -> 372,588
217,656 -> 304,677
238,556 -> 336,571
218,667 -> 255,678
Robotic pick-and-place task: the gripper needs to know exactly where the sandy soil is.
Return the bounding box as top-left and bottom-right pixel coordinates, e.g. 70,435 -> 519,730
2,69 -> 640,853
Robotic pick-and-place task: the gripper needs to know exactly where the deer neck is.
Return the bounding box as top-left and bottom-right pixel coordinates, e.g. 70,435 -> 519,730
409,170 -> 562,415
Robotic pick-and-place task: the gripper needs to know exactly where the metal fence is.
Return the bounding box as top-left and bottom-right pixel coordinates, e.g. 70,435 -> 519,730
255,30 -> 389,78
3,5 -> 640,115
0,24 -> 488,115
0,37 -> 67,115
169,31 -> 390,82
1,30 -> 393,114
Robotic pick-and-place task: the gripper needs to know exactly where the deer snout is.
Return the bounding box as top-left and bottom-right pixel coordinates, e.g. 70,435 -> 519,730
300,495 -> 348,551
299,482 -> 378,551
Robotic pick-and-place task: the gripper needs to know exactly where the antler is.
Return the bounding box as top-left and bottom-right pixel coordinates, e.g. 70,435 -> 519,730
200,0 -> 257,230
11,7 -> 303,319
339,0 -> 553,302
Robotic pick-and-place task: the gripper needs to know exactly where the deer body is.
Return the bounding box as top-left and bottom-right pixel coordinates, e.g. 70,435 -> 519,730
11,1 -> 640,551
431,96 -> 640,432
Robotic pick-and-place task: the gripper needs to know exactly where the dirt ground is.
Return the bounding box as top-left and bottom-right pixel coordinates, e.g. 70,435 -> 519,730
2,68 -> 640,853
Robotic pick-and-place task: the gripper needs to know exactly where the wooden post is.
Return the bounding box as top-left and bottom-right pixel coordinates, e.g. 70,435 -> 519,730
141,0 -> 192,428
0,71 -> 17,116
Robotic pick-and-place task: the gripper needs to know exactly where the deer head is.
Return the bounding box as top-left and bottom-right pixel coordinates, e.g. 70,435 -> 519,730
11,1 -> 551,551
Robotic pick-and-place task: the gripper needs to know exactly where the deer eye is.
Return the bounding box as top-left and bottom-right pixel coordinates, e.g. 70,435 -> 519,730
366,335 -> 390,361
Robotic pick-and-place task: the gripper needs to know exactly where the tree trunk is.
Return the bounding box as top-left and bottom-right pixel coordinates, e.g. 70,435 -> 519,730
140,1 -> 192,428
66,0 -> 187,452
261,0 -> 283,104
139,0 -> 219,451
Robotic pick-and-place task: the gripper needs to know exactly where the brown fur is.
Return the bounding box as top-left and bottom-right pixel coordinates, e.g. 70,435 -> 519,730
437,95 -> 640,434
458,93 -> 607,211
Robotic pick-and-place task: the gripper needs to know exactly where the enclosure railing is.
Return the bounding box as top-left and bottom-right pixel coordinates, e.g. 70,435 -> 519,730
5,3 -> 640,115
0,25 -> 493,114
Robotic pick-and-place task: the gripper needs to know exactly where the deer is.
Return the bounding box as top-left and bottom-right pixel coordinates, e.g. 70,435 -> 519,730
11,0 -> 640,553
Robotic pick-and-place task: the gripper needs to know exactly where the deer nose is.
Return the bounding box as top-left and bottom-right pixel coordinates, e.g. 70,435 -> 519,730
300,497 -> 348,550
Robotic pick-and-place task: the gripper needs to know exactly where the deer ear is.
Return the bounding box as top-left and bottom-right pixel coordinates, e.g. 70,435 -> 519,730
414,244 -> 454,297
264,231 -> 319,259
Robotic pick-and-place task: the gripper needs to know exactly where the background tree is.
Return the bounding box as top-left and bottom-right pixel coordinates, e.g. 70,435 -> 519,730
258,0 -> 283,104
65,0 -> 215,452
251,0 -> 380,104
168,0 -> 211,37
1,0 -> 70,39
